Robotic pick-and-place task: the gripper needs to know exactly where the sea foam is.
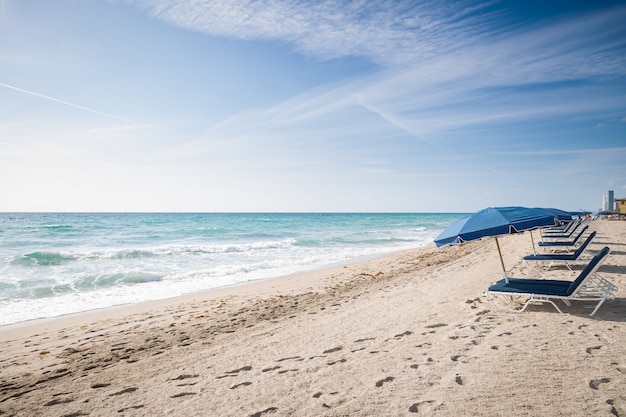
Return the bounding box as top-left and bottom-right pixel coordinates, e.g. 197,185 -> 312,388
0,212 -> 465,325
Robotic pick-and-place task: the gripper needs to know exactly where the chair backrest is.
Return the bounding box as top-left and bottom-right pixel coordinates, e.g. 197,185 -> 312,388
565,221 -> 581,236
566,246 -> 610,296
570,225 -> 589,244
546,220 -> 580,236
572,231 -> 596,258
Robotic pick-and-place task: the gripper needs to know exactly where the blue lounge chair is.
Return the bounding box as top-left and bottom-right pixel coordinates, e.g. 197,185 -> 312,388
485,247 -> 616,316
537,225 -> 588,251
546,219 -> 574,231
544,218 -> 579,232
542,220 -> 581,238
547,218 -> 577,231
523,231 -> 596,270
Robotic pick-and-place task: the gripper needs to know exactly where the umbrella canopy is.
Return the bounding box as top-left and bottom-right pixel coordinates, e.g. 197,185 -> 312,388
434,206 -> 558,247
434,207 -> 558,281
535,207 -> 573,222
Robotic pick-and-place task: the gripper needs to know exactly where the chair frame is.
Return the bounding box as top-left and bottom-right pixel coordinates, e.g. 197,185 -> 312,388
537,225 -> 589,254
485,247 -> 616,316
523,231 -> 596,271
541,219 -> 581,238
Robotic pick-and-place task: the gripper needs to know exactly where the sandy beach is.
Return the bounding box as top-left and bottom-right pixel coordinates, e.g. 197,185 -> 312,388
1,220 -> 624,416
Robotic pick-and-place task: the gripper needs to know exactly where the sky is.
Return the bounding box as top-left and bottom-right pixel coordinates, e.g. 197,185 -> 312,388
1,0 -> 625,213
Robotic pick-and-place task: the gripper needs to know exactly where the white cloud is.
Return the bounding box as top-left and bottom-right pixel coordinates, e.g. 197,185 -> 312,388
126,0 -> 626,82
145,1 -> 626,150
127,0 -> 500,65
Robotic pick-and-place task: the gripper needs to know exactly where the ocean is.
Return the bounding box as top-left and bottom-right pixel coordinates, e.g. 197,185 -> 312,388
0,212 -> 465,326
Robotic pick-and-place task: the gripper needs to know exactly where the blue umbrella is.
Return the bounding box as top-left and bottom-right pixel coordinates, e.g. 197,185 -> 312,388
536,207 -> 573,222
434,207 -> 558,281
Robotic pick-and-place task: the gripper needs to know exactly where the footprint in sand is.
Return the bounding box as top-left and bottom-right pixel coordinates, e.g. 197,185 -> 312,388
169,374 -> 200,387
170,392 -> 196,398
249,406 -> 278,417
118,405 -> 145,413
425,323 -> 448,329
217,365 -> 252,379
586,345 -> 602,355
589,378 -> 610,390
409,400 -> 435,413
375,376 -> 394,387
277,369 -> 299,374
109,387 -> 138,396
170,374 -> 199,381
231,382 -> 252,389
606,399 -> 624,417
44,397 -> 74,406
277,356 -> 303,362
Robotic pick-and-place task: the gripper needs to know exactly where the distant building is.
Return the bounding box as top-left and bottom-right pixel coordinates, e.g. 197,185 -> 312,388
603,190 -> 614,211
609,190 -> 615,210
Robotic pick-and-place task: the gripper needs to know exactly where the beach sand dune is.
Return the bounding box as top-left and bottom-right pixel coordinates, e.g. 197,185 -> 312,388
1,221 -> 625,416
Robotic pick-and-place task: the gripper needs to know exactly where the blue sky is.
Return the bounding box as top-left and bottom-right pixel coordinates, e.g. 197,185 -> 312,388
1,0 -> 625,212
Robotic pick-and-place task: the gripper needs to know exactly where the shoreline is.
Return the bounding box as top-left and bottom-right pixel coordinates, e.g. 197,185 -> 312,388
1,220 -> 624,416
0,245 -> 420,336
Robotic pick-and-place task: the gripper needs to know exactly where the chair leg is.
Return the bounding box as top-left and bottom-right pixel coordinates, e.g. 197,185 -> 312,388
589,298 -> 607,316
525,297 -> 564,314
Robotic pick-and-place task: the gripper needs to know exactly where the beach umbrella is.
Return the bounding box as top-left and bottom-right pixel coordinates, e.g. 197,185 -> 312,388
536,207 -> 573,223
434,207 -> 558,281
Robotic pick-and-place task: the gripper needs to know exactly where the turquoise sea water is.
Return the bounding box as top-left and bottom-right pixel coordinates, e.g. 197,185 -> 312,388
0,212 -> 465,326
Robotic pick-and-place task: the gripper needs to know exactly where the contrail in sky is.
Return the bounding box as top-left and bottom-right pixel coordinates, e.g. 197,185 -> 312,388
0,82 -> 148,127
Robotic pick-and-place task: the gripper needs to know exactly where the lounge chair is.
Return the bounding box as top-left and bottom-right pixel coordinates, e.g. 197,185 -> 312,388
545,218 -> 578,232
537,225 -> 589,251
523,231 -> 596,270
542,219 -> 581,238
485,247 -> 616,316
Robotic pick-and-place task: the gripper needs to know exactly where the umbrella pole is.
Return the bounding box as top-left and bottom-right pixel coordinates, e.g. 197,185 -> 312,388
495,237 -> 508,282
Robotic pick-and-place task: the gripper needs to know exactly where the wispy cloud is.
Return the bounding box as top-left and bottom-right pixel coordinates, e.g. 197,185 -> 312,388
112,1 -> 626,209
129,1 -> 626,76
128,0 -> 501,65
186,3 -> 626,147
127,1 -> 626,147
